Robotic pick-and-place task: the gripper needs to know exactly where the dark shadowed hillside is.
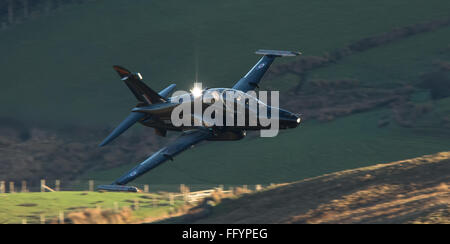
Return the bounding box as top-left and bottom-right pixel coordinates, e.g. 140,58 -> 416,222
160,152 -> 449,224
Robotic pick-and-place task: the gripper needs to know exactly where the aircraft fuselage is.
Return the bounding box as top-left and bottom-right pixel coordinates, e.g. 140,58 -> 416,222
137,88 -> 300,140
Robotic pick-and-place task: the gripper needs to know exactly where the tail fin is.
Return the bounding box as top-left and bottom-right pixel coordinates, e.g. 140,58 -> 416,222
158,84 -> 177,99
113,65 -> 166,104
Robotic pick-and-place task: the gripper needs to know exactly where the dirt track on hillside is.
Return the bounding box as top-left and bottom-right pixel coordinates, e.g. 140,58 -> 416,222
168,152 -> 450,224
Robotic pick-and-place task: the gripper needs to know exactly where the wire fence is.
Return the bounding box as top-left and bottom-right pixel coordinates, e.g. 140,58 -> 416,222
0,178 -> 274,194
0,178 -> 278,224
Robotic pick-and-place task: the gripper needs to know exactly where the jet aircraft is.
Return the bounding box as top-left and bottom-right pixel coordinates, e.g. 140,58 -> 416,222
98,50 -> 301,192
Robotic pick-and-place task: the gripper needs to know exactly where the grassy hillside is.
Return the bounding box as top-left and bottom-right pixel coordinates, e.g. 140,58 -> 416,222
307,27 -> 450,87
1,0 -> 449,126
2,151 -> 447,224
0,191 -> 183,224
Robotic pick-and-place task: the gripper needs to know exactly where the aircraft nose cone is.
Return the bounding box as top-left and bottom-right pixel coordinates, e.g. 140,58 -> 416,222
295,115 -> 301,125
279,109 -> 301,128
290,114 -> 301,128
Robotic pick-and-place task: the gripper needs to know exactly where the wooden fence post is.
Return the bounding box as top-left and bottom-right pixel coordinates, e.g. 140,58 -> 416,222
0,181 -> 5,194
88,180 -> 94,192
40,179 -> 45,192
21,180 -> 27,193
133,199 -> 139,210
256,184 -> 262,191
58,211 -> 64,224
183,185 -> 190,202
55,180 -> 60,191
40,214 -> 46,224
169,193 -> 174,206
180,184 -> 186,202
113,202 -> 119,213
144,184 -> 149,193
9,182 -> 15,193
152,196 -> 157,208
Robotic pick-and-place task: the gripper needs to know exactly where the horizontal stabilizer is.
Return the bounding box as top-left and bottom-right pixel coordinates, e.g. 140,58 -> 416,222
159,84 -> 177,98
99,112 -> 146,147
255,49 -> 301,57
97,184 -> 139,192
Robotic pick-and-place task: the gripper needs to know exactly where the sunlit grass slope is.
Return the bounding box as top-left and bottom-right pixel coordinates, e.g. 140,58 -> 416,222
0,191 -> 182,224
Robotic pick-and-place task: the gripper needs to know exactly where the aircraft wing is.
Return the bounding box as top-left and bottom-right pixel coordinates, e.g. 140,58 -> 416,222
105,128 -> 213,187
232,49 -> 301,92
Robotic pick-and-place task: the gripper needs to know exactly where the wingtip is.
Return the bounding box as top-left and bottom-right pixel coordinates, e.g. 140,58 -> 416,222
99,137 -> 113,147
98,138 -> 111,147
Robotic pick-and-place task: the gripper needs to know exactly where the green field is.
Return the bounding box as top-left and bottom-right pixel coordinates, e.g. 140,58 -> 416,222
307,27 -> 450,87
1,0 -> 449,126
0,191 -> 182,224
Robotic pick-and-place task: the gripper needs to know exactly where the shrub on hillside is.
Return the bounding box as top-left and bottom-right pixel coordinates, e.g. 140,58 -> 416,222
419,68 -> 450,99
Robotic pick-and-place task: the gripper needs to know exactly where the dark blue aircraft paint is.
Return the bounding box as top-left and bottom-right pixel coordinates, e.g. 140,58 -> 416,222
232,55 -> 275,92
113,129 -> 212,185
98,112 -> 146,147
97,50 -> 301,191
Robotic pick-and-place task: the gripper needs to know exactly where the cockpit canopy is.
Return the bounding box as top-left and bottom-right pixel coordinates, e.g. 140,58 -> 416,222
170,88 -> 268,106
